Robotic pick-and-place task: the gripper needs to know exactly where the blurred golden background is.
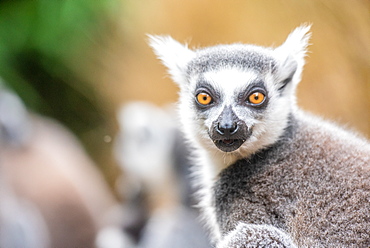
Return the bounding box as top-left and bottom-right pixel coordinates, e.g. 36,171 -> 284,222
0,0 -> 369,247
109,0 -> 369,135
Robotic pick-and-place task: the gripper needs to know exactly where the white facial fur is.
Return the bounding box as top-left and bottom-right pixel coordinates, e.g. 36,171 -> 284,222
181,70 -> 292,171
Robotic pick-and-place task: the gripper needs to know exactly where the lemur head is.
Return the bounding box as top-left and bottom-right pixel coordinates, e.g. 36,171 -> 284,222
149,25 -> 311,162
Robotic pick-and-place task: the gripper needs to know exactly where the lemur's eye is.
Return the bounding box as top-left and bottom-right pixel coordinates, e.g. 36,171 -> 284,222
248,92 -> 265,105
196,93 -> 213,106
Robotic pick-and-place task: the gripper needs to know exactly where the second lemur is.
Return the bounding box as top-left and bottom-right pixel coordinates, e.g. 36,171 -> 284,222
149,25 -> 370,247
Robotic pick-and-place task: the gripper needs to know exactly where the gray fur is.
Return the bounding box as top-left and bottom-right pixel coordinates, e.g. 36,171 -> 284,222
217,224 -> 296,248
149,25 -> 370,248
187,45 -> 276,75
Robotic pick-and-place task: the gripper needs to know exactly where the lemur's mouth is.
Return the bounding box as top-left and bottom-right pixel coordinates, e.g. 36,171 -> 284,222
214,138 -> 246,152
219,139 -> 238,145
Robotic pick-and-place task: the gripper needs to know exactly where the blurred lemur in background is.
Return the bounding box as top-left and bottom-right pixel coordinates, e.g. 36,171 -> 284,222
114,102 -> 212,248
149,25 -> 370,247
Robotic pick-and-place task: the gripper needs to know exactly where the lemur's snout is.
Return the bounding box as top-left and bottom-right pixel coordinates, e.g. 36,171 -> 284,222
216,121 -> 238,136
210,106 -> 250,152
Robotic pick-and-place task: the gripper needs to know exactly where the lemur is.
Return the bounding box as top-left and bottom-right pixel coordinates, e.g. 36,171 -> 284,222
149,25 -> 370,247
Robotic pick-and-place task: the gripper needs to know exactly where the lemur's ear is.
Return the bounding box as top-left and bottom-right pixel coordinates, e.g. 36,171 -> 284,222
273,24 -> 311,89
148,35 -> 195,86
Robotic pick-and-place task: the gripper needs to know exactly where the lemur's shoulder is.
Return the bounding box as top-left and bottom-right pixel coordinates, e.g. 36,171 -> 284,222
292,109 -> 370,160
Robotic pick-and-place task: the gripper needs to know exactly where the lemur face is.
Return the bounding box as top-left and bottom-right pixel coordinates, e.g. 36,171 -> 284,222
190,67 -> 270,153
149,25 -> 310,156
186,59 -> 290,154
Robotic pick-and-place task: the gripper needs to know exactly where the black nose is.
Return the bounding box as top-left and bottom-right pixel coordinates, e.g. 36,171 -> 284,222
216,122 -> 238,136
215,106 -> 239,136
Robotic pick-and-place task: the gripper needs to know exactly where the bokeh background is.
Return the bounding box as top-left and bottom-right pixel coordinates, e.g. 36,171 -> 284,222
2,0 -> 370,181
0,0 -> 369,247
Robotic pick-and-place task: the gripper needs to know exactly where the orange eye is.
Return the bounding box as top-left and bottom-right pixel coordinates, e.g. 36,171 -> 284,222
248,92 -> 265,105
197,93 -> 213,105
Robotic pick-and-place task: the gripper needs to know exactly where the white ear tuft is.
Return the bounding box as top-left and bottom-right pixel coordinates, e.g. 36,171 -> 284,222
281,24 -> 312,58
148,35 -> 195,86
274,24 -> 312,87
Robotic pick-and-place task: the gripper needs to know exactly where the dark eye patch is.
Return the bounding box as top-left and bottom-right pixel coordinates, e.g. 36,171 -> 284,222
194,78 -> 222,110
237,80 -> 268,110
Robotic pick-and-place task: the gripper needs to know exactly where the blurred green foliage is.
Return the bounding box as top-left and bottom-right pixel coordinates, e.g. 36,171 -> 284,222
0,0 -> 120,162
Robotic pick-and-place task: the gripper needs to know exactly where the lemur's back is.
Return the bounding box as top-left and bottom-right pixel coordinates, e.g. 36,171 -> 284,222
214,110 -> 370,247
